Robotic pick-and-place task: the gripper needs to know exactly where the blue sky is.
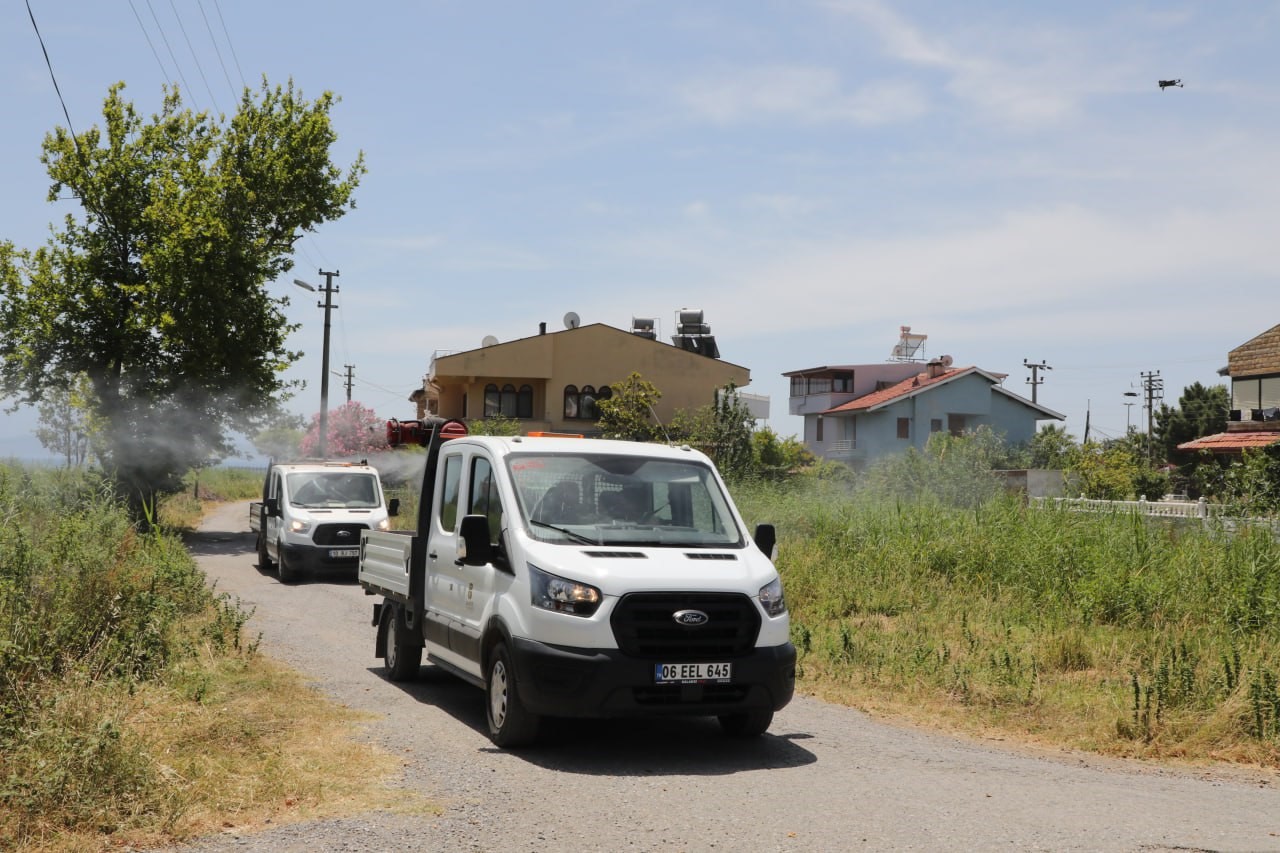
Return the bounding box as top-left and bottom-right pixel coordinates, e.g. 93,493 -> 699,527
2,1 -> 1277,461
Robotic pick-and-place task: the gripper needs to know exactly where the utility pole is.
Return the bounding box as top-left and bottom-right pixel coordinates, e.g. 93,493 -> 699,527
342,364 -> 355,402
1023,359 -> 1051,404
1140,370 -> 1163,464
293,270 -> 340,459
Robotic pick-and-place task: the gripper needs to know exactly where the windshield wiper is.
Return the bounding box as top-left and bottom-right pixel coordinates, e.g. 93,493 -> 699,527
529,518 -> 599,545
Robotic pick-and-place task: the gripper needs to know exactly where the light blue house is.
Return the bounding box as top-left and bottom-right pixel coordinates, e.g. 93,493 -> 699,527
785,358 -> 1064,467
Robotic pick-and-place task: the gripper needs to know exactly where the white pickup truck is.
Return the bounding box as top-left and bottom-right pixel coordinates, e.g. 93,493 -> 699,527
358,418 -> 795,747
251,460 -> 397,582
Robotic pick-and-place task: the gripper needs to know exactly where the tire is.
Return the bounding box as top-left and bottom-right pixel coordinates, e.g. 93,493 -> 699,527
718,709 -> 773,738
485,643 -> 540,748
381,603 -> 422,682
257,530 -> 275,571
277,541 -> 300,583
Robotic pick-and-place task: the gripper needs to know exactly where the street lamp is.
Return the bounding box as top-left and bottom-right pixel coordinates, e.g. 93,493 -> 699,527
293,270 -> 340,459
1123,391 -> 1139,432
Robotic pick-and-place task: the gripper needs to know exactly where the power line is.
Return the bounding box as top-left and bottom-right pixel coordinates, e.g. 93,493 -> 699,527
197,0 -> 237,102
128,0 -> 172,82
24,0 -> 79,154
167,0 -> 221,113
211,0 -> 247,89
146,0 -> 199,108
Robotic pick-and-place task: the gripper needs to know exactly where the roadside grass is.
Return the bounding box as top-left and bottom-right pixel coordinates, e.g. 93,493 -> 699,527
734,477 -> 1280,769
159,467 -> 264,532
0,464 -> 430,851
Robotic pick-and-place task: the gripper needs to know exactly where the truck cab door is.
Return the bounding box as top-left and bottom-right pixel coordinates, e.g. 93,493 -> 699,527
451,454 -> 506,664
265,472 -> 284,559
426,450 -> 475,675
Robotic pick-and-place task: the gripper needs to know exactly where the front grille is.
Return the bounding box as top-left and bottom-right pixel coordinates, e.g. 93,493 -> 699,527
313,523 -> 368,545
610,592 -> 760,659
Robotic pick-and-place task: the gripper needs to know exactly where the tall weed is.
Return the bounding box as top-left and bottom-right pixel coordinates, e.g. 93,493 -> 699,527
734,470 -> 1280,762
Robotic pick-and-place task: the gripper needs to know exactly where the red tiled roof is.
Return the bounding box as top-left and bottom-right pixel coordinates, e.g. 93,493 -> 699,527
823,367 -> 971,413
1177,432 -> 1280,452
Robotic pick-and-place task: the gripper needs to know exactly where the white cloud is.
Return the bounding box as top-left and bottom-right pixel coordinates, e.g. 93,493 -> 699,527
677,64 -> 928,125
700,200 -> 1280,344
821,0 -> 1109,128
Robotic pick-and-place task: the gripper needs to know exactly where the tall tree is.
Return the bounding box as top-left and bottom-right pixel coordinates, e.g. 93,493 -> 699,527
1155,382 -> 1229,464
33,374 -> 97,467
0,81 -> 364,518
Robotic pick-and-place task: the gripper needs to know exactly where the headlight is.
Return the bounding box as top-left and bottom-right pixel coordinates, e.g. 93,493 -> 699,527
289,519 -> 312,534
376,518 -> 391,531
759,577 -> 787,617
529,564 -> 601,617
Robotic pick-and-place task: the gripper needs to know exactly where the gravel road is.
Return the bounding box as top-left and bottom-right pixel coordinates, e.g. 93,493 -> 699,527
171,500 -> 1280,852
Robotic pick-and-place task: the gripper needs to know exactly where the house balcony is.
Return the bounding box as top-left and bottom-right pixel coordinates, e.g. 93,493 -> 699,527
1226,408 -> 1280,432
826,439 -> 863,460
789,393 -> 857,417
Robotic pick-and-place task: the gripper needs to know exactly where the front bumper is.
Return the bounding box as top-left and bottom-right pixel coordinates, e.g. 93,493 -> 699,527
280,542 -> 361,576
509,637 -> 796,719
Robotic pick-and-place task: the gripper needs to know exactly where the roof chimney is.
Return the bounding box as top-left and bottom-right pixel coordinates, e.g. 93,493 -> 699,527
926,358 -> 946,379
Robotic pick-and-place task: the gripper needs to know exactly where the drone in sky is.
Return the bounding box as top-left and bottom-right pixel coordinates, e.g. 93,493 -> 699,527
1158,79 -> 1184,90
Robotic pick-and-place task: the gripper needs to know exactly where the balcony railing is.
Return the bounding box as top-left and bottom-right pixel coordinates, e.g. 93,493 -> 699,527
828,439 -> 859,458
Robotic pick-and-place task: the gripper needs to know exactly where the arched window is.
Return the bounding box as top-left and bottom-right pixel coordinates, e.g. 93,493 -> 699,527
500,384 -> 518,417
484,384 -> 500,418
517,385 -> 534,419
562,384 -> 614,420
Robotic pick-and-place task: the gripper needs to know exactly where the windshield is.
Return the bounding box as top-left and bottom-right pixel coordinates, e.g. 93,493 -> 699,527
286,471 -> 381,509
508,452 -> 742,547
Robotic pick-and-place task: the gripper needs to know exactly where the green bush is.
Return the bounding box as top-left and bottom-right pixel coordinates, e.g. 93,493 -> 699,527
0,463 -> 243,839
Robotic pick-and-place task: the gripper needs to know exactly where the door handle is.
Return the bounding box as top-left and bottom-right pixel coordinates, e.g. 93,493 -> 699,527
428,552 -> 438,560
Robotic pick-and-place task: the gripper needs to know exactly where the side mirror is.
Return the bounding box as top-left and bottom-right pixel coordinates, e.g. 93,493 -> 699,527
754,523 -> 776,561
457,514 -> 493,566
264,497 -> 280,518
388,497 -> 401,517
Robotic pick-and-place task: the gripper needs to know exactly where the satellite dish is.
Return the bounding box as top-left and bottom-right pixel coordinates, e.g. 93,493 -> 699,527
481,335 -> 499,348
940,354 -> 953,368
563,311 -> 580,329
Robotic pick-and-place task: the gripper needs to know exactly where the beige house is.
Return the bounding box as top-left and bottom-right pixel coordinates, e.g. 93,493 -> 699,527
1178,322 -> 1280,456
412,323 -> 750,434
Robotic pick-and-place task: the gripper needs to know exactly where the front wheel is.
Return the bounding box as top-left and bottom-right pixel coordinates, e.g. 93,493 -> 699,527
486,643 -> 540,748
276,542 -> 300,583
718,709 -> 773,737
380,603 -> 422,682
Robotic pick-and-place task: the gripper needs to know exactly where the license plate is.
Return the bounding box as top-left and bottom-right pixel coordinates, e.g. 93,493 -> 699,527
330,548 -> 359,558
654,662 -> 731,684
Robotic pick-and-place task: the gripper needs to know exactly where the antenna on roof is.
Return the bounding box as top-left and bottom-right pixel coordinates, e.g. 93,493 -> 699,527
890,325 -> 927,362
564,311 -> 580,329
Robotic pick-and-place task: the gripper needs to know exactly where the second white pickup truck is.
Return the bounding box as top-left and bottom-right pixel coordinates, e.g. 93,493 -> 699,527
251,460 -> 397,582
359,418 -> 795,747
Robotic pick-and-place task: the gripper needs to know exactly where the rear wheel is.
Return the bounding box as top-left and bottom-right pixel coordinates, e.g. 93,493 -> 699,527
381,603 -> 421,681
718,709 -> 773,737
486,643 -> 540,748
256,531 -> 275,571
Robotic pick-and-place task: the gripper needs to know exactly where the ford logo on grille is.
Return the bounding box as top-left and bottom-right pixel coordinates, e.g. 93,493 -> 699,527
336,530 -> 352,538
673,609 -> 709,626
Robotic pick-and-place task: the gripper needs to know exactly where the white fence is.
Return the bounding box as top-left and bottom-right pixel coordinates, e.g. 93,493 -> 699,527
1036,496 -> 1218,519
1034,495 -> 1280,537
